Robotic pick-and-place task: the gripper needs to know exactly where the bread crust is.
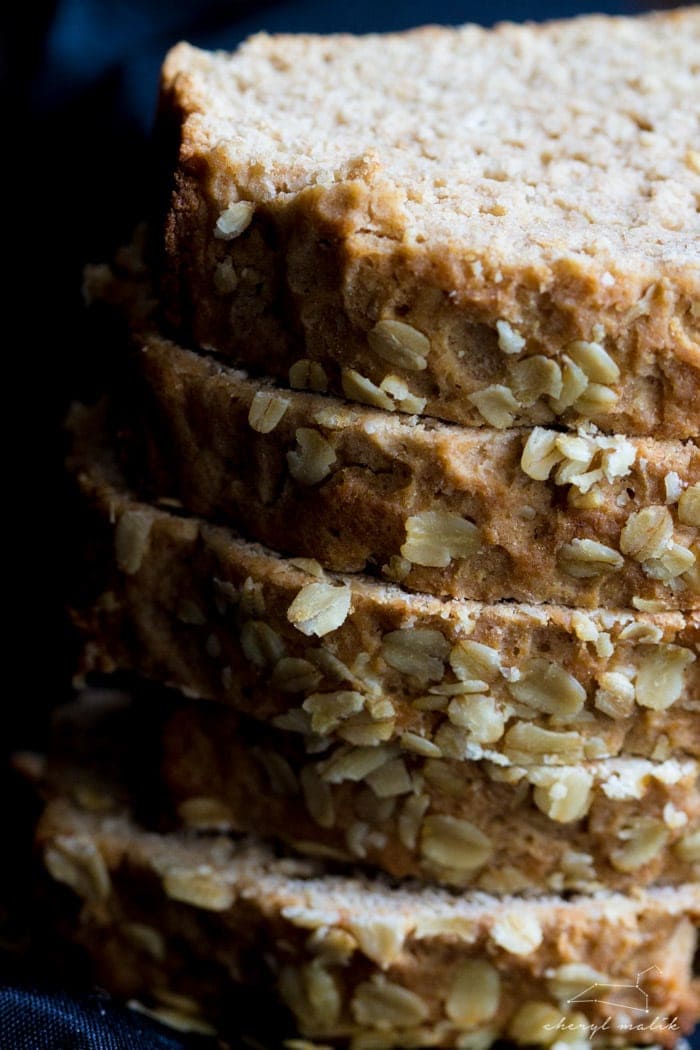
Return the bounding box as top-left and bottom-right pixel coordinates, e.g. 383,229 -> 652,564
160,703 -> 700,894
159,13 -> 700,439
37,795 -> 700,1046
68,418 -> 700,769
129,335 -> 699,609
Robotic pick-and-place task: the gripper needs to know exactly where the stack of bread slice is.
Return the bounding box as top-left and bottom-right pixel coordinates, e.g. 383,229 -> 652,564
42,10 -> 700,1048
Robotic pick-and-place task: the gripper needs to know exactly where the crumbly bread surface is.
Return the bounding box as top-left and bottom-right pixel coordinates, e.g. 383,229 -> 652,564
160,11 -> 700,438
131,334 -> 699,608
37,796 -> 700,1047
161,703 -> 700,894
69,417 -> 699,767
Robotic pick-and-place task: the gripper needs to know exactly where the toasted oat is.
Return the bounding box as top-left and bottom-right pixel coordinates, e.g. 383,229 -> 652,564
573,382 -> 619,415
447,694 -> 505,744
121,922 -> 166,961
271,657 -> 323,694
520,428 -> 563,480
161,866 -> 234,910
449,640 -> 501,683
594,672 -> 636,719
397,793 -> 430,850
508,1001 -> 564,1046
507,659 -> 586,716
319,745 -> 391,784
287,582 -> 351,637
280,959 -> 341,1029
420,814 -> 492,872
288,359 -> 329,392
566,340 -> 620,383
674,829 -> 700,864
547,963 -> 608,1004
44,836 -> 111,902
115,510 -> 153,574
644,542 -> 696,582
634,643 -> 696,710
240,620 -> 286,667
341,368 -> 394,411
214,200 -> 254,239
611,818 -> 668,871
300,765 -> 335,829
347,918 -> 406,968
508,356 -> 562,405
399,731 -> 442,757
446,960 -> 501,1028
379,374 -> 428,413
468,384 -> 520,428
287,428 -> 336,484
550,357 -> 589,413
302,691 -> 365,735
557,538 -> 624,578
351,974 -> 429,1028
678,483 -> 700,527
620,506 -> 674,561
490,910 -> 543,955
381,627 -> 449,685
503,723 -> 584,764
530,768 -> 593,823
177,797 -> 233,829
402,511 -> 482,568
496,319 -> 526,355
248,390 -> 291,433
253,748 -> 299,795
368,319 -> 431,371
365,757 -> 412,798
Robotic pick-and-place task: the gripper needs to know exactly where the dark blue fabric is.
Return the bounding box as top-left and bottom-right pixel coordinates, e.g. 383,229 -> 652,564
0,986 -> 214,1049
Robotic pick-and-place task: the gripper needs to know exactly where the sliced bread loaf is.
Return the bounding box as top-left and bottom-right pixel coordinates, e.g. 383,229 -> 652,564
68,411 -> 699,767
37,794 -> 700,1047
130,334 -> 699,608
161,702 -> 700,894
160,11 -> 700,438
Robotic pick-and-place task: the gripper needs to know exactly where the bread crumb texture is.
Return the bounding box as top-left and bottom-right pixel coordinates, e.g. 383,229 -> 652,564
161,11 -> 700,437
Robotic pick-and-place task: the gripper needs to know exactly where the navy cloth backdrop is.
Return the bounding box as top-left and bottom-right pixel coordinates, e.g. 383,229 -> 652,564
4,0 -> 693,1047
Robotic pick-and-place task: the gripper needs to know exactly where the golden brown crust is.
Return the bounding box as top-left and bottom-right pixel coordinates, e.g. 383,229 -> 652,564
36,795 -> 700,1047
161,703 -> 700,894
131,335 -> 699,609
162,171 -> 700,441
68,422 -> 700,768
158,14 -> 700,439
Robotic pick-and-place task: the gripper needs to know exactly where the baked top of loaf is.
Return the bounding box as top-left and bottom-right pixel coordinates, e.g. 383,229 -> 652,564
163,11 -> 700,272
159,13 -> 700,439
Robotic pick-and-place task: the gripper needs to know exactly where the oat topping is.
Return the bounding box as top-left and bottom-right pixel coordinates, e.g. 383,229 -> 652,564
368,320 -> 431,371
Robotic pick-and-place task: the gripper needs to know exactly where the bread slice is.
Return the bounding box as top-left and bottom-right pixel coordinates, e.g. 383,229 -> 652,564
160,702 -> 700,894
37,794 -> 700,1047
131,332 -> 699,608
68,412 -> 699,767
160,11 -> 700,439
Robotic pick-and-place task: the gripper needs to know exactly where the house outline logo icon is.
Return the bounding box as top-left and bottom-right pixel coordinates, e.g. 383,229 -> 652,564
567,967 -> 661,1015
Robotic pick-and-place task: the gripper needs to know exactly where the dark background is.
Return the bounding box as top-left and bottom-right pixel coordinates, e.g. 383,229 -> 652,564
3,1 -> 693,1047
